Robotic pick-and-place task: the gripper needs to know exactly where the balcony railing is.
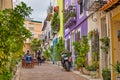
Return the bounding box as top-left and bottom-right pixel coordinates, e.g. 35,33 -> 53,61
86,0 -> 107,11
64,5 -> 77,28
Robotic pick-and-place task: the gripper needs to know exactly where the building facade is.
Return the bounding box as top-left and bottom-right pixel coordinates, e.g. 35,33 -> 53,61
64,0 -> 88,63
0,0 -> 13,10
100,0 -> 120,79
23,20 -> 43,54
86,0 -> 120,79
42,14 -> 53,51
86,0 -> 108,78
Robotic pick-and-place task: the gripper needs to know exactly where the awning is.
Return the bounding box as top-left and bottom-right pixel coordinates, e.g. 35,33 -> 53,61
100,0 -> 120,11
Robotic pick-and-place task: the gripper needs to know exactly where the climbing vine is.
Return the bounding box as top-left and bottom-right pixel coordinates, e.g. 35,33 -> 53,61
51,12 -> 60,32
54,38 -> 65,61
73,36 -> 89,73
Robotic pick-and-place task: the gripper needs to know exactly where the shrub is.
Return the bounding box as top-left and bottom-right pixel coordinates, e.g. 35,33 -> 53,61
102,68 -> 111,80
113,61 -> 120,76
86,61 -> 99,71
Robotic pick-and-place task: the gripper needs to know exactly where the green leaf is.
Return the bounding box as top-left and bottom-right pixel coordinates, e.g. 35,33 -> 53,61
0,2 -> 32,79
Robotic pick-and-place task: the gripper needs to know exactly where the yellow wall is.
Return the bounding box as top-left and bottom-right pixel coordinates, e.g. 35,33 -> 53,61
23,20 -> 43,54
24,20 -> 43,39
112,5 -> 120,17
57,0 -> 64,38
0,0 -> 13,10
111,5 -> 120,80
4,0 -> 13,9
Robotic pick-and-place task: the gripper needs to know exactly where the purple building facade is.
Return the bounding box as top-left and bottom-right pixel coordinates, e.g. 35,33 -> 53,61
64,0 -> 88,63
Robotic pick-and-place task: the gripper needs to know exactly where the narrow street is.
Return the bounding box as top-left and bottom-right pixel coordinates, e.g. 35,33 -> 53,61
1,0 -> 120,80
19,63 -> 88,80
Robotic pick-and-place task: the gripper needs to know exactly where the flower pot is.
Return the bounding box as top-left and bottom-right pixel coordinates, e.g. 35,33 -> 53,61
102,68 -> 111,80
90,71 -> 96,78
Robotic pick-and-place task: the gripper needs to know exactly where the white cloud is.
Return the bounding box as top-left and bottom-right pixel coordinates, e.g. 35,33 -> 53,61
18,0 -> 53,22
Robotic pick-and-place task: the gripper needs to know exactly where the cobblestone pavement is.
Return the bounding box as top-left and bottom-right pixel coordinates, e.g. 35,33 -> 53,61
20,63 -> 88,80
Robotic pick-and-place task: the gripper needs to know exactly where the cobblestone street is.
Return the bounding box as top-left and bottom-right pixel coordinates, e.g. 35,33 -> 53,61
19,63 -> 88,80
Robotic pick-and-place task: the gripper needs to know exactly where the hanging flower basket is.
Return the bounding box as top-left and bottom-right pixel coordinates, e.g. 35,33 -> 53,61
54,6 -> 59,13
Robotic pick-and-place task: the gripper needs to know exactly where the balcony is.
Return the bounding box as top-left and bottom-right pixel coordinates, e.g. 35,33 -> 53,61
86,0 -> 107,11
64,5 -> 77,29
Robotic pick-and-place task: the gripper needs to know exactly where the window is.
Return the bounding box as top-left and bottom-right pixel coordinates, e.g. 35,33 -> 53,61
38,34 -> 42,40
91,30 -> 99,61
29,27 -> 34,31
75,31 -> 80,41
45,35 -> 47,41
32,32 -> 34,37
80,0 -> 83,15
48,32 -> 50,39
67,39 -> 70,51
29,24 -> 34,31
29,32 -> 34,40
65,2 -> 69,9
101,17 -> 107,37
71,0 -> 75,5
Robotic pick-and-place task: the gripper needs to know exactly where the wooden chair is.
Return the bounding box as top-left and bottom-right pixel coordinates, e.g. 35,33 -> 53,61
25,59 -> 34,68
31,59 -> 34,68
22,59 -> 26,68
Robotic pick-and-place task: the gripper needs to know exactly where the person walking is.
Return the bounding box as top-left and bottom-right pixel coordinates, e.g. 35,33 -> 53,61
37,50 -> 41,65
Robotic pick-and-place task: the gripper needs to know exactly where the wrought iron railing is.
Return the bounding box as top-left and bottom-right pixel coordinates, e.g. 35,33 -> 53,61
86,0 -> 107,11
64,5 -> 76,23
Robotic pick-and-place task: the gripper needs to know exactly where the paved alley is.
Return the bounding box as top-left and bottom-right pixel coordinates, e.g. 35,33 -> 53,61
19,63 -> 88,80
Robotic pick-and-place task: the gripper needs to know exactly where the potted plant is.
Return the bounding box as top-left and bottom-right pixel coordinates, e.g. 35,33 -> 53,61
86,61 -> 99,78
88,30 -> 94,39
100,37 -> 110,68
100,37 -> 110,54
51,12 -> 60,32
71,11 -> 76,17
113,61 -> 120,80
102,68 -> 111,80
86,61 -> 99,71
73,36 -> 89,73
86,65 -> 97,78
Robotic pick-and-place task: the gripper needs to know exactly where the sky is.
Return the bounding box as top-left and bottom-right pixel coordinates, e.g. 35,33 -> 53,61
13,0 -> 54,22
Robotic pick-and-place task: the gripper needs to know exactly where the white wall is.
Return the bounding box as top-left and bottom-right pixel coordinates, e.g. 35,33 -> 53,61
87,12 -> 99,65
